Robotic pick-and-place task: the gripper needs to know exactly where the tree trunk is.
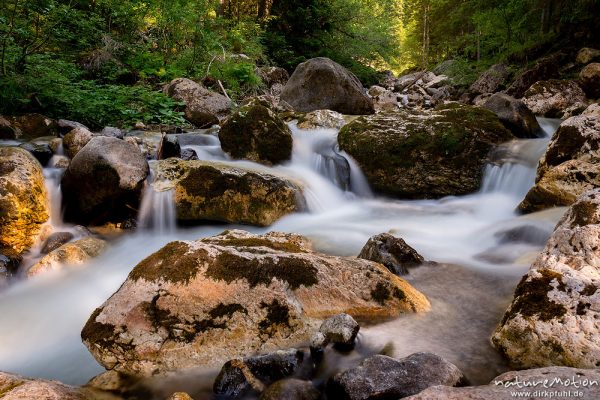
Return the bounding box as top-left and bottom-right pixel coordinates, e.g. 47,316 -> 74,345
257,0 -> 268,20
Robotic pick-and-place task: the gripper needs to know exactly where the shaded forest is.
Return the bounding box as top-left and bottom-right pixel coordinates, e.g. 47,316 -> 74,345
1,0 -> 598,127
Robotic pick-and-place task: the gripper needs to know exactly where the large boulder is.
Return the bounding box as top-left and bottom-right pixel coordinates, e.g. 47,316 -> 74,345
61,137 -> 149,225
579,62 -> 600,98
493,190 -> 600,368
482,93 -> 542,138
0,147 -> 49,256
281,58 -> 374,115
521,79 -> 587,118
469,63 -> 511,95
519,109 -> 600,212
338,103 -> 514,198
219,104 -> 293,165
405,367 -> 600,399
0,116 -> 17,139
81,229 -> 430,376
326,353 -> 465,400
154,159 -> 304,226
163,78 -> 232,128
505,54 -> 562,98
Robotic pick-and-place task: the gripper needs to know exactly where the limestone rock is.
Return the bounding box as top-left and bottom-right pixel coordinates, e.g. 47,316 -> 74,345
579,62 -> 600,98
61,137 -> 149,225
81,230 -> 430,376
27,237 -> 108,277
213,349 -> 305,398
519,112 -> 600,212
338,103 -> 514,198
153,158 -> 304,226
326,353 -> 465,400
296,110 -> 346,130
310,313 -> 359,354
219,104 -> 293,165
576,47 -> 600,64
0,147 -> 49,255
506,54 -> 562,98
163,78 -> 231,127
493,190 -> 600,368
259,379 -> 320,400
482,93 -> 542,138
522,80 -> 587,118
281,58 -> 374,115
358,233 -> 425,275
470,64 -> 511,95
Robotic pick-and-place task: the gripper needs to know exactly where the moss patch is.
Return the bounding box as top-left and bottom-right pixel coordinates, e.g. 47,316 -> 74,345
258,299 -> 291,335
129,241 -> 205,284
371,282 -> 391,305
206,251 -> 318,289
81,307 -> 118,346
501,270 -> 568,324
214,236 -> 307,253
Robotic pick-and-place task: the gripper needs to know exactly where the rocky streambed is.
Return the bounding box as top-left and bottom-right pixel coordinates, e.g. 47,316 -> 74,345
1,52 -> 600,399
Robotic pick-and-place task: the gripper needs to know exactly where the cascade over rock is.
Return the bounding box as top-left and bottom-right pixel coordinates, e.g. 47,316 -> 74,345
338,103 -> 514,198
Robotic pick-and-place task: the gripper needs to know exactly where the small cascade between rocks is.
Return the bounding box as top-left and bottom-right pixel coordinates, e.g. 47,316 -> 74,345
42,168 -> 65,228
137,168 -> 177,234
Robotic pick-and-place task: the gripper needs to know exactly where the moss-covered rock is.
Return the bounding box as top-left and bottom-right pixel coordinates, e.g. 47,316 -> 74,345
81,229 -> 430,376
493,189 -> 600,369
153,158 -> 303,226
519,108 -> 600,212
0,147 -> 49,256
338,103 -> 514,198
219,104 -> 293,165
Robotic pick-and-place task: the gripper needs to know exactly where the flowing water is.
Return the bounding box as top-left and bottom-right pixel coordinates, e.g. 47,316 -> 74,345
0,118 -> 565,391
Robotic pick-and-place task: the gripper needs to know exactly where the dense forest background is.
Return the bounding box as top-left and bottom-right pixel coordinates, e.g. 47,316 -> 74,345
1,0 -> 598,128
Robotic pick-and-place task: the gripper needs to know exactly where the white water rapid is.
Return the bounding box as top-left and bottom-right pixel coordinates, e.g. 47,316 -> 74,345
0,118 -> 565,388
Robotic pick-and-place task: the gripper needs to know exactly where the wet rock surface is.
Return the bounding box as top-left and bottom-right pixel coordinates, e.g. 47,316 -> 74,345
81,229 -> 429,376
358,233 -> 425,275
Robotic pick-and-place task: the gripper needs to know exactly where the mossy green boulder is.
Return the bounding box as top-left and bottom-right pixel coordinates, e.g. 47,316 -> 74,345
338,103 -> 514,198
219,104 -> 293,165
81,229 -> 430,376
154,158 -> 304,226
0,146 -> 49,256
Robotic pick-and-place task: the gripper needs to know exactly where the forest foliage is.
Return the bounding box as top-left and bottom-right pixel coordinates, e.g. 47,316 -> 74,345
0,0 -> 598,127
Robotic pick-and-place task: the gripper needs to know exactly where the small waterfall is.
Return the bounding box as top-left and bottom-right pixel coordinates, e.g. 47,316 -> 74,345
537,117 -> 562,137
43,168 -> 64,228
137,171 -> 176,234
289,124 -> 372,197
480,163 -> 536,198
